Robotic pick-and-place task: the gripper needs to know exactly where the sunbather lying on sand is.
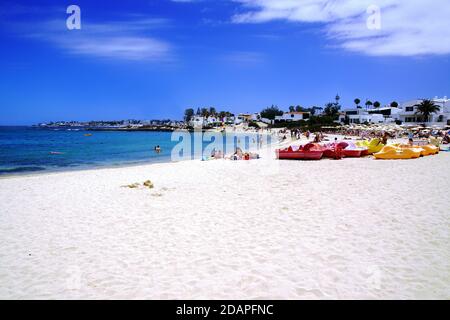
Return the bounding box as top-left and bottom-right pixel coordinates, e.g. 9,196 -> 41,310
226,148 -> 259,160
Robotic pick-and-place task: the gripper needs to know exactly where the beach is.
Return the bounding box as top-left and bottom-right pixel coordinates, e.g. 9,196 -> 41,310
0,140 -> 449,299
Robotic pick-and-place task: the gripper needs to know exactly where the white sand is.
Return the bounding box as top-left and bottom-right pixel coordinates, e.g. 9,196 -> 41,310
0,143 -> 449,299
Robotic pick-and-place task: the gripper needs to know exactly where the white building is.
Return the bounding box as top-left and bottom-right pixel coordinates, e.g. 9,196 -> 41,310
234,114 -> 252,125
260,117 -> 274,125
250,113 -> 261,121
338,96 -> 450,127
367,107 -> 401,123
206,116 -> 220,125
189,116 -> 205,128
275,112 -> 310,122
189,115 -> 224,127
224,116 -> 235,124
340,106 -> 400,124
397,97 -> 450,127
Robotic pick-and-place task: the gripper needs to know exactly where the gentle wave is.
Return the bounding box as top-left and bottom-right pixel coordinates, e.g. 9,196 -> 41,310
0,166 -> 47,174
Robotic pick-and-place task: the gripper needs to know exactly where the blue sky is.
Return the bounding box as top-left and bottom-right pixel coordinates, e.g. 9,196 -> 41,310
0,0 -> 449,125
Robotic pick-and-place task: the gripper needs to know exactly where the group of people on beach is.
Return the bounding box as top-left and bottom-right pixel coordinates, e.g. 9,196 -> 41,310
230,148 -> 260,160
329,127 -> 449,141
443,133 -> 450,144
280,129 -> 325,143
313,132 -> 326,143
317,126 -> 450,147
209,147 -> 259,161
275,125 -> 450,150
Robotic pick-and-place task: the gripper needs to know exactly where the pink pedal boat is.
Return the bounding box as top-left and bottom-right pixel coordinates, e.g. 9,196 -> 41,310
336,141 -> 368,157
276,144 -> 323,160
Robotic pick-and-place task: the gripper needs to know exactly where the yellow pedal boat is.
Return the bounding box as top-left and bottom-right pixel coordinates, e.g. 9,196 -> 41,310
356,138 -> 384,154
373,145 -> 422,159
418,144 -> 439,156
391,143 -> 439,156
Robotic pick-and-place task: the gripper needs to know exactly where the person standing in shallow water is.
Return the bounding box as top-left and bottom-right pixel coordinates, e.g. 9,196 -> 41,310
154,145 -> 161,153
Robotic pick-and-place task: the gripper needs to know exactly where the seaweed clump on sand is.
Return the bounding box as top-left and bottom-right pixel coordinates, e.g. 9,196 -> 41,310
122,180 -> 154,189
143,180 -> 154,189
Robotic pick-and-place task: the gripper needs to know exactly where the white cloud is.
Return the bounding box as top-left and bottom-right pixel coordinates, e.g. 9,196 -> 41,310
56,35 -> 171,61
50,19 -> 172,61
232,0 -> 450,56
8,15 -> 173,61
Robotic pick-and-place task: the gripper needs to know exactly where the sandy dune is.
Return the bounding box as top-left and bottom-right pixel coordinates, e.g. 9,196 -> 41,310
0,148 -> 449,299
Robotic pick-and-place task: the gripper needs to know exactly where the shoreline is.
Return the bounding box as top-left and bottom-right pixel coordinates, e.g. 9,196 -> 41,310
0,128 -> 276,179
0,141 -> 282,180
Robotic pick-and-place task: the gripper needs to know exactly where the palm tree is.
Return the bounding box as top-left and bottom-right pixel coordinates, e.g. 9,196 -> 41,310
354,98 -> 361,109
218,111 -> 227,122
184,108 -> 194,122
414,99 -> 440,123
324,102 -> 340,118
200,108 -> 209,118
295,105 -> 304,112
390,101 -> 399,108
365,100 -> 373,110
373,101 -> 381,108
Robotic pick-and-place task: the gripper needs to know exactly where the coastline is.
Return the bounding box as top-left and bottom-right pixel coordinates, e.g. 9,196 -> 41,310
0,135 -> 449,299
0,127 -> 274,178
0,156 -> 179,180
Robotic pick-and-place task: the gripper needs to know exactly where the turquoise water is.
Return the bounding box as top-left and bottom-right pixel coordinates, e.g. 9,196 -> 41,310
0,127 -> 264,175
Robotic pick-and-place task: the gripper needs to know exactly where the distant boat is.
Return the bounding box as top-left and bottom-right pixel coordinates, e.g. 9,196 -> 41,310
84,133 -> 93,137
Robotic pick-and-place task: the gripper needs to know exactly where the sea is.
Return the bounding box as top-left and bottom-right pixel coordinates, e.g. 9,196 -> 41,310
0,126 -> 268,175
